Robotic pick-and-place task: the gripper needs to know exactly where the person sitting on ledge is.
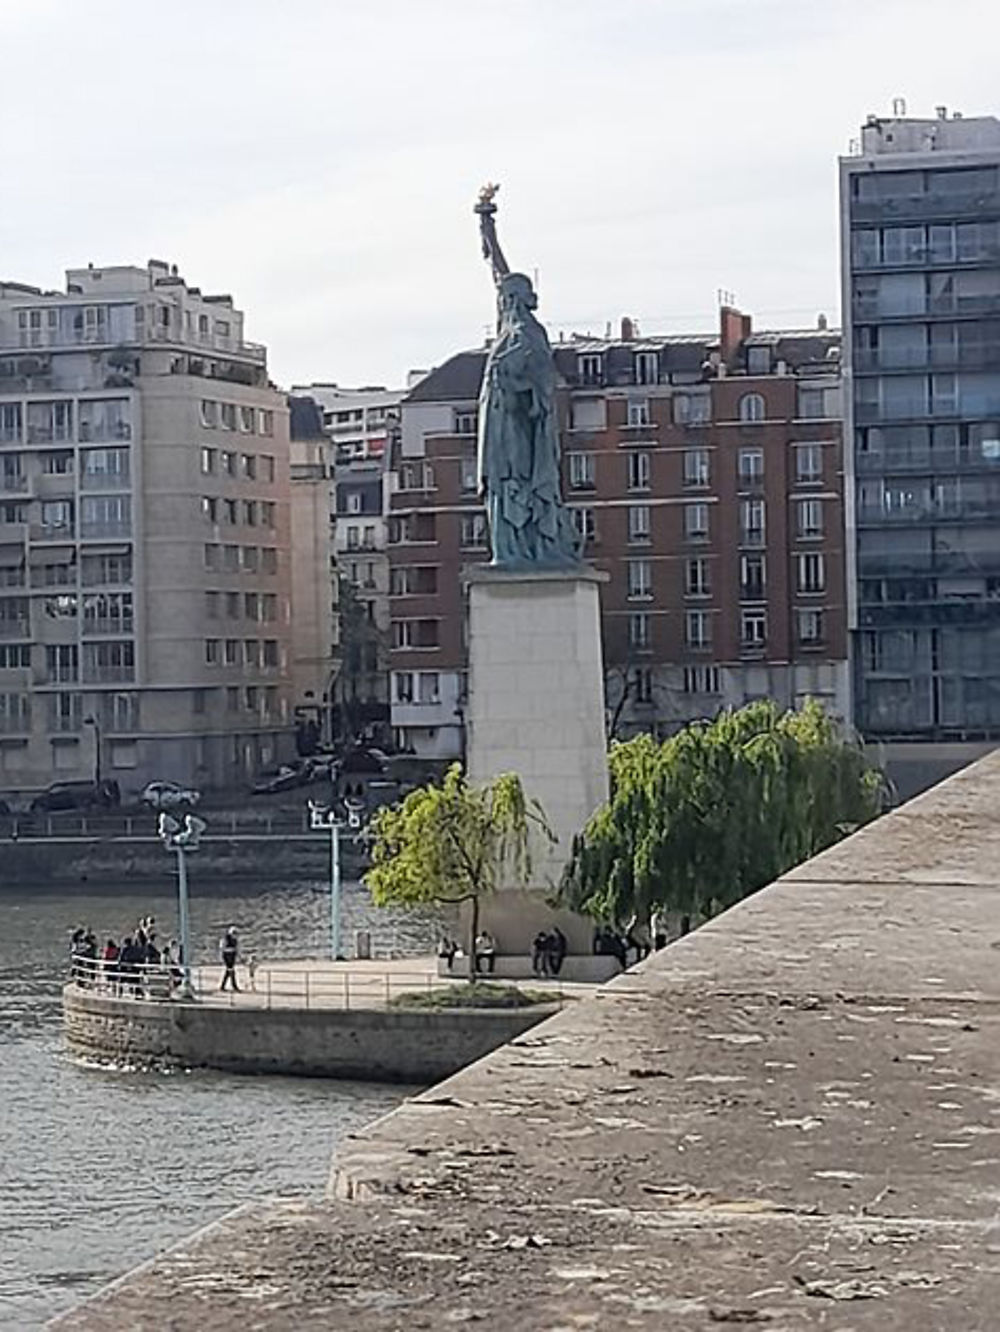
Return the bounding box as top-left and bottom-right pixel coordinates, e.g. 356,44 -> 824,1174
474,930 -> 497,975
438,935 -> 459,971
547,925 -> 567,976
532,930 -> 551,977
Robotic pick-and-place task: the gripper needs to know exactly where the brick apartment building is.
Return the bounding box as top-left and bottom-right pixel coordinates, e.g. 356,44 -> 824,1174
388,307 -> 847,759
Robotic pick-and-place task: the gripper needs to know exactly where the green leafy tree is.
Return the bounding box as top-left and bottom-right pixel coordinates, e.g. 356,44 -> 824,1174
561,699 -> 884,932
366,764 -> 554,976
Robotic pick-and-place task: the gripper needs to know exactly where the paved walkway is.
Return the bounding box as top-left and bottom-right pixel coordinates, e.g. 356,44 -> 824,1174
53,750 -> 1000,1330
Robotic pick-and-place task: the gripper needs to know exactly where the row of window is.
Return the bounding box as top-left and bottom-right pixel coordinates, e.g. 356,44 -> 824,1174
203,543 -> 279,575
204,638 -> 282,669
343,523 -> 379,550
0,446 -> 130,489
567,443 -> 826,491
393,670 -> 441,705
200,447 -> 276,482
0,552 -> 133,592
568,498 -> 826,547
199,401 -> 274,436
0,400 -> 131,445
623,553 -> 826,601
0,495 -> 131,537
632,608 -> 827,652
0,591 -> 133,631
205,591 -> 279,622
566,387 -> 839,431
44,641 -> 135,683
201,496 -> 276,528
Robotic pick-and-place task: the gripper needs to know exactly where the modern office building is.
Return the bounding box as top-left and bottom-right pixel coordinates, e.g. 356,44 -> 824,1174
0,260 -> 295,796
388,308 -> 847,759
841,107 -> 1000,745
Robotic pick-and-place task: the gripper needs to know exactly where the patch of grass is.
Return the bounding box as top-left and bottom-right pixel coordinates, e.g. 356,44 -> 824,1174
389,982 -> 561,1010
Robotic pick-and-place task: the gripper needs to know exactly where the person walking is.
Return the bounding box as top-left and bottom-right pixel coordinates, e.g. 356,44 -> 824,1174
219,927 -> 240,992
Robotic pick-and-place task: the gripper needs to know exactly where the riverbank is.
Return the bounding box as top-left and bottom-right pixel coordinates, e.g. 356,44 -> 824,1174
51,748 -> 1000,1330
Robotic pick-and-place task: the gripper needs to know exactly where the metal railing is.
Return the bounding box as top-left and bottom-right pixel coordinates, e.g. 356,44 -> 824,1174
0,807 -> 371,841
67,955 -> 568,1011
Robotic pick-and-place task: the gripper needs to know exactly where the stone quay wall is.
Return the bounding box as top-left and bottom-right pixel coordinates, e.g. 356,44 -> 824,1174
53,748 -> 1000,1331
63,986 -> 553,1083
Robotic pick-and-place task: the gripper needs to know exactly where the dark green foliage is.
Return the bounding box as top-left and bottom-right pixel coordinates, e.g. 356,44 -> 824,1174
560,700 -> 885,925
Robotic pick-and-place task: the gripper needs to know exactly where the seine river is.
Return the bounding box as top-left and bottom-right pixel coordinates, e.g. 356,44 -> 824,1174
0,879 -> 433,1329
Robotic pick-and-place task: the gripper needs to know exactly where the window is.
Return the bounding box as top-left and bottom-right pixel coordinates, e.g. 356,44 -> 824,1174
80,495 -> 130,537
392,619 -> 440,649
258,409 -> 274,436
223,499 -> 238,525
568,452 -> 595,489
346,525 -> 360,550
683,449 -> 709,488
243,640 -> 260,668
578,353 -> 602,386
201,447 -> 216,475
672,393 -> 710,426
0,692 -> 30,732
362,524 -> 375,549
244,593 -> 259,621
740,498 -> 766,546
241,454 -> 257,480
201,496 -> 218,524
747,346 -> 771,375
454,410 -> 477,435
46,644 -> 79,683
797,386 -> 839,420
200,400 -> 218,428
81,552 -> 132,586
261,501 -> 275,527
634,351 -> 659,386
26,402 -> 72,444
460,456 -> 478,492
740,554 -> 766,600
226,686 -> 239,712
627,559 -> 651,600
78,400 -> 130,442
685,557 -> 710,597
49,692 -> 83,733
0,404 -> 22,443
394,671 -> 414,703
627,504 -> 650,544
220,403 -> 237,431
633,667 -> 654,703
461,513 -> 488,548
795,443 -> 823,483
683,665 -> 721,694
224,639 -> 239,666
798,552 -> 826,593
685,610 -> 711,649
243,500 -> 257,526
83,591 -> 133,634
262,639 -> 279,667
798,498 -> 824,538
572,507 -> 596,542
40,499 -> 74,536
418,671 -> 440,705
627,451 -> 650,491
80,447 -> 129,489
205,591 -> 219,619
629,612 -> 650,650
239,405 -> 255,433
626,399 -> 650,428
684,503 -> 709,541
261,548 -> 277,574
261,594 -> 277,622
797,609 -> 825,645
569,396 -> 607,431
738,448 -> 764,486
738,393 -> 765,423
0,643 -> 30,669
740,609 -> 767,648
223,544 -> 240,572
221,450 -> 237,477
261,455 -> 276,483
226,591 -> 240,619
242,546 -> 258,573
42,451 -> 73,475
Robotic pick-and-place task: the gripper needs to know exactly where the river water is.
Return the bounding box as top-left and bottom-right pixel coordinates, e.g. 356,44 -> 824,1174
0,879 -> 436,1330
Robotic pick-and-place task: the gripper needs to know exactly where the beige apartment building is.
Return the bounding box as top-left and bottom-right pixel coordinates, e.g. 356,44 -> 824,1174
0,259 -> 296,797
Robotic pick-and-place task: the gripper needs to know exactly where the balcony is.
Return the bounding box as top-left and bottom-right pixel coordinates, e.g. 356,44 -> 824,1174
851,190 -> 1000,225
82,618 -> 134,637
30,523 -> 75,543
77,421 -> 132,444
856,447 -> 1000,475
80,522 -> 132,541
852,244 -> 1000,272
81,665 -> 135,684
0,475 -> 27,494
855,399 -> 1000,424
854,342 -> 1000,374
859,600 -> 1000,628
0,619 -> 29,639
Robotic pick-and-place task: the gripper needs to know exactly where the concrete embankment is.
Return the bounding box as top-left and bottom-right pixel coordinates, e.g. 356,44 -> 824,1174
64,985 -> 554,1082
52,749 -> 1000,1330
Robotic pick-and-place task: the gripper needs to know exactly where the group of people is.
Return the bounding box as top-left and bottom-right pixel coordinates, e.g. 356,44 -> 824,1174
437,929 -> 498,974
69,917 -> 183,996
531,926 -> 568,977
593,913 -> 668,968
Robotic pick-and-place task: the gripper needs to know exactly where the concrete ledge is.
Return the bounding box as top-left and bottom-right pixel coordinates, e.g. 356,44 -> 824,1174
438,954 -> 621,982
63,987 -> 556,1083
52,750 -> 1000,1330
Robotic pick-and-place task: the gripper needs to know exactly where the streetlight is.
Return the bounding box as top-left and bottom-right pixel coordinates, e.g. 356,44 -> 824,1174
308,797 -> 362,961
158,811 -> 207,999
83,714 -> 101,786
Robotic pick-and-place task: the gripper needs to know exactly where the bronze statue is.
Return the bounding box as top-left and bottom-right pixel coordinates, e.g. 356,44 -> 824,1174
474,185 -> 581,567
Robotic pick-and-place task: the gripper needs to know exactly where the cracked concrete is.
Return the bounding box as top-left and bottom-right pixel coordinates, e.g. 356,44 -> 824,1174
51,749 -> 1000,1329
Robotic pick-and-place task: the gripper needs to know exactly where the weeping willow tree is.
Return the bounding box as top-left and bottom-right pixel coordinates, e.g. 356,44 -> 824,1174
367,763 -> 553,977
561,699 -> 885,931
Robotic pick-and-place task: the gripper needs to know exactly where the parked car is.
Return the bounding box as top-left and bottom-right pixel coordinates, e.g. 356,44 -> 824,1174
30,780 -> 120,814
251,756 -> 334,796
141,780 -> 201,812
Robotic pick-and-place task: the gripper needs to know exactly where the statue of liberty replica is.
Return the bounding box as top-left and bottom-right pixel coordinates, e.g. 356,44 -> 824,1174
474,184 -> 581,567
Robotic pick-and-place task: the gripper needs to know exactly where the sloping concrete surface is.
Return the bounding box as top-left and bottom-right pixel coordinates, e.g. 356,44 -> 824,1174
52,751 -> 1000,1330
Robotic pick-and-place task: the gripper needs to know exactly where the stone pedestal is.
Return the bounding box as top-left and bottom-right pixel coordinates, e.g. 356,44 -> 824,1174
464,565 -> 609,954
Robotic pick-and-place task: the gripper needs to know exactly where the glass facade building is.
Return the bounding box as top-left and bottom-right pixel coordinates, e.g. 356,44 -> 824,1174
841,112 -> 1000,739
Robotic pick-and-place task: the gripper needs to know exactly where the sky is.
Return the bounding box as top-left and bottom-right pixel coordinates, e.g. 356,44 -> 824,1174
1,0 -> 998,389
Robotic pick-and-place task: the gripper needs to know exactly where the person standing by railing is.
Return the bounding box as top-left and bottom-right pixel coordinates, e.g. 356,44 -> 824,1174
219,927 -> 240,992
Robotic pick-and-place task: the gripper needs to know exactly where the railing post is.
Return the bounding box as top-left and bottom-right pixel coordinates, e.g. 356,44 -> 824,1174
385,972 -> 390,1006
344,971 -> 350,1011
267,966 -> 272,1010
305,970 -> 310,1010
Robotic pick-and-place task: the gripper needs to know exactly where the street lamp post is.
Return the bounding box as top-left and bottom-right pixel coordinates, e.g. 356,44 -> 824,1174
308,798 -> 362,961
158,812 -> 207,999
83,715 -> 101,786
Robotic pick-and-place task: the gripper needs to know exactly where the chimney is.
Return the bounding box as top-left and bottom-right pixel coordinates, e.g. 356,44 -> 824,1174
720,305 -> 751,364
817,312 -> 828,330
620,315 -> 635,342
